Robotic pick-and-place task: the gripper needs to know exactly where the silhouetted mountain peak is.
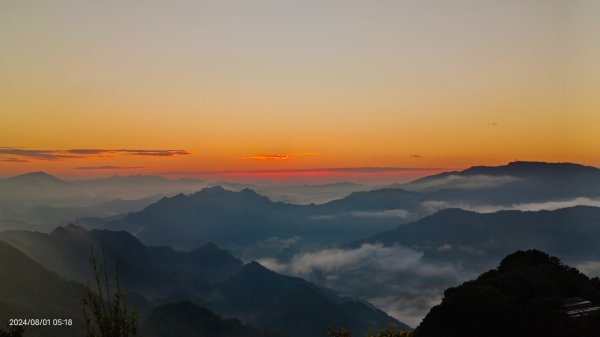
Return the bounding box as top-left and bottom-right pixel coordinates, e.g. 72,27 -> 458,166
193,186 -> 271,202
507,160 -> 584,168
462,161 -> 599,177
51,223 -> 88,236
193,241 -> 219,251
4,171 -> 66,184
497,249 -> 561,272
227,261 -> 285,285
144,186 -> 275,214
322,187 -> 422,211
406,161 -> 600,194
195,185 -> 229,195
49,224 -> 149,251
243,261 -> 272,273
427,207 -> 479,219
190,242 -> 243,267
240,187 -> 261,196
414,250 -> 600,337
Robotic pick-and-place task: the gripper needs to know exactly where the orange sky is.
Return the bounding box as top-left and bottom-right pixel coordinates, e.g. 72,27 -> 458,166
1,1 -> 599,181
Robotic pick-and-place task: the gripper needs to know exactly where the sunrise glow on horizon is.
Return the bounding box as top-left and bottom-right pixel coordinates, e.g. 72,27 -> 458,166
2,1 -> 599,182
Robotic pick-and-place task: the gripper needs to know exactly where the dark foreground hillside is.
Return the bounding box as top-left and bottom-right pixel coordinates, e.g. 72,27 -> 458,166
0,225 -> 404,337
0,241 -> 83,337
143,301 -> 280,337
413,250 -> 600,337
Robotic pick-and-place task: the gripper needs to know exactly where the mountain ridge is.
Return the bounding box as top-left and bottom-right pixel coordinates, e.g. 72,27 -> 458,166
413,250 -> 600,337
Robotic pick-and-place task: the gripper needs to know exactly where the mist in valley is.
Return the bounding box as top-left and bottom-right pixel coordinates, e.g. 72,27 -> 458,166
2,162 -> 600,334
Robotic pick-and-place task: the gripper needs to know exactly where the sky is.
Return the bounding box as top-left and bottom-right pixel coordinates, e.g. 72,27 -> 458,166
1,0 -> 598,182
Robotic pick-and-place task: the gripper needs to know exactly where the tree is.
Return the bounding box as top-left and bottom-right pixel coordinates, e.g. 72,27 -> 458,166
366,325 -> 412,337
326,325 -> 351,337
81,245 -> 138,337
326,325 -> 412,337
0,325 -> 23,337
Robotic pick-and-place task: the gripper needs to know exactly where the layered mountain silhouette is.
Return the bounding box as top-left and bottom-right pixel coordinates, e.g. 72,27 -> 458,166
103,186 -> 404,250
357,206 -> 600,269
0,240 -> 84,337
90,162 -> 600,251
212,261 -> 407,337
0,225 -> 403,337
3,161 -> 600,242
404,161 -> 600,204
413,250 -> 600,337
412,161 -> 600,183
0,224 -> 243,298
2,161 -> 600,336
0,173 -> 207,229
0,172 -> 86,207
1,171 -> 66,185
143,301 -> 278,337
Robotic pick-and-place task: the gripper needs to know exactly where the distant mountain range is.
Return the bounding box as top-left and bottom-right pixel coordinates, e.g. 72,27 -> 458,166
0,171 -> 200,204
0,224 -> 243,295
402,161 -> 600,204
4,161 -> 599,208
0,225 -> 404,337
2,161 -> 600,334
214,261 -> 407,337
258,205 -> 600,329
357,205 -> 600,270
0,172 -> 207,231
90,162 -> 600,254
102,186 -> 408,252
413,161 -> 600,183
0,172 -> 369,229
0,237 -> 272,337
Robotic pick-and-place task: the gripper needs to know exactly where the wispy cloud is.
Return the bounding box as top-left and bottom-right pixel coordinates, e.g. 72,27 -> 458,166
409,154 -> 422,159
0,149 -> 80,160
123,149 -> 190,156
576,261 -> 600,277
167,167 -> 448,175
67,149 -> 190,157
245,152 -> 319,160
76,165 -> 145,170
0,148 -> 190,161
66,149 -> 108,155
424,197 -> 600,214
0,157 -> 29,163
409,174 -> 519,191
258,243 -> 471,327
349,209 -> 411,219
309,210 -> 412,221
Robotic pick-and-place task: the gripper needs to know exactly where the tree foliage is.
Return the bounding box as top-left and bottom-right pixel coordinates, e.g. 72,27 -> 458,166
81,245 -> 138,337
413,250 -> 600,337
0,325 -> 23,337
327,325 -> 412,337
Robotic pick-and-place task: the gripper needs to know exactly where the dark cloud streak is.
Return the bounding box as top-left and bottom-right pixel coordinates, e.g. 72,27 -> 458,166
76,166 -> 145,170
0,149 -> 80,160
0,148 -> 190,161
245,152 -> 318,160
0,157 -> 29,163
